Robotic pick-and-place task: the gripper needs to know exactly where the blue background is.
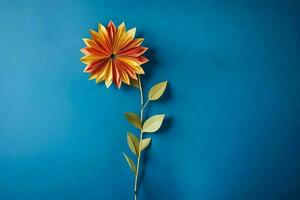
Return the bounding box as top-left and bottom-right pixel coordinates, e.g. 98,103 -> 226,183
0,0 -> 300,199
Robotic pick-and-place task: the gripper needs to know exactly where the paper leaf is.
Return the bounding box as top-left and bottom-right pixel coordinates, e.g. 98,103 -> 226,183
148,81 -> 168,101
127,132 -> 140,156
142,114 -> 165,133
124,112 -> 142,129
123,152 -> 136,175
141,138 -> 151,151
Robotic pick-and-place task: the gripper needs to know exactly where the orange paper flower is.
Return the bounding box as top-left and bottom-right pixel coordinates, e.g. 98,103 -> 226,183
80,21 -> 149,88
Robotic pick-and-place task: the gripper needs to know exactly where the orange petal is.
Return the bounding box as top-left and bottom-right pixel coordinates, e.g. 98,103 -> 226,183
117,56 -> 138,66
119,46 -> 148,57
121,63 -> 138,79
98,24 -> 112,50
83,59 -> 108,73
119,38 -> 144,52
112,22 -> 126,53
80,47 -> 108,56
89,61 -> 107,81
120,69 -> 130,85
90,29 -> 111,54
112,60 -> 122,88
83,38 -> 99,48
115,28 -> 136,53
117,62 -> 130,85
80,55 -> 107,64
96,66 -> 107,83
89,71 -> 99,81
118,57 -> 145,75
104,60 -> 113,87
106,20 -> 116,43
127,56 -> 149,65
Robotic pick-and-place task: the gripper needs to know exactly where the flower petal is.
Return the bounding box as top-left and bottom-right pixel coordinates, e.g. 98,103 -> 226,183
98,24 -> 112,49
106,20 -> 117,43
104,60 -> 113,87
96,66 -> 106,83
117,56 -> 138,66
80,47 -> 107,56
112,22 -> 126,53
119,38 -> 144,52
119,46 -> 148,57
90,29 -> 111,54
80,55 -> 107,64
121,69 -> 130,85
130,65 -> 145,74
127,56 -> 149,65
83,59 -> 107,73
112,60 -> 122,88
115,28 -> 136,53
120,62 -> 138,79
118,57 -> 145,75
89,61 -> 107,81
83,38 -> 99,48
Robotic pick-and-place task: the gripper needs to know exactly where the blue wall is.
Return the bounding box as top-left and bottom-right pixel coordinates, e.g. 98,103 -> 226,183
0,0 -> 300,199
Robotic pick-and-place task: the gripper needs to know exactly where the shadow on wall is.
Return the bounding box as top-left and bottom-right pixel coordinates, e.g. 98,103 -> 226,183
137,45 -> 177,199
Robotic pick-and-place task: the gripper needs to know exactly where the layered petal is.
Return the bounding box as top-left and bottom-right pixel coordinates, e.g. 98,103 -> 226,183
104,60 -> 113,87
80,47 -> 107,56
119,46 -> 148,57
89,29 -> 111,54
119,38 -> 144,52
88,60 -> 109,81
112,60 -> 122,88
80,55 -> 108,64
115,28 -> 136,53
80,21 -> 148,88
112,22 -> 126,53
83,59 -> 108,73
106,21 -> 117,43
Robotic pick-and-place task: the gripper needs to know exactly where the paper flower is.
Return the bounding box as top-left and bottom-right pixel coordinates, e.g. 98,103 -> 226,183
80,21 -> 169,200
80,21 -> 149,88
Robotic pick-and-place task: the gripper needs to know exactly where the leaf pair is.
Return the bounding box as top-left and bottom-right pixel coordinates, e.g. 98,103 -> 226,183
127,132 -> 151,156
123,134 -> 151,175
125,113 -> 165,133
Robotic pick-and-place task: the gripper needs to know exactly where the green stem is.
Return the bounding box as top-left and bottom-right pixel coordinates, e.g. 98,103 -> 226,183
134,75 -> 145,200
142,100 -> 149,110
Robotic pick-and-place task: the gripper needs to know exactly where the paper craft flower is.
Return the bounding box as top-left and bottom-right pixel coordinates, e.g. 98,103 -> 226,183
80,21 -> 169,200
80,21 -> 149,88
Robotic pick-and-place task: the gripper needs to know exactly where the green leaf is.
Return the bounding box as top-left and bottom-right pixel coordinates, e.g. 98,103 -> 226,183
141,138 -> 151,151
127,132 -> 140,156
142,114 -> 165,133
123,152 -> 136,175
148,81 -> 168,101
124,112 -> 142,129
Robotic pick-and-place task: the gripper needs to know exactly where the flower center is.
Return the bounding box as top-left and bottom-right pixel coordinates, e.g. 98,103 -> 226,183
110,53 -> 117,60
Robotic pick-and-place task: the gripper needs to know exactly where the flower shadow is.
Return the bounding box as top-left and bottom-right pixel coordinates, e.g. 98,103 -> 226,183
143,47 -> 159,82
122,35 -> 173,198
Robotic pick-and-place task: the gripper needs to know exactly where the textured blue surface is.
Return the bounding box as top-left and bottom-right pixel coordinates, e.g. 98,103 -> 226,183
1,0 -> 300,199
